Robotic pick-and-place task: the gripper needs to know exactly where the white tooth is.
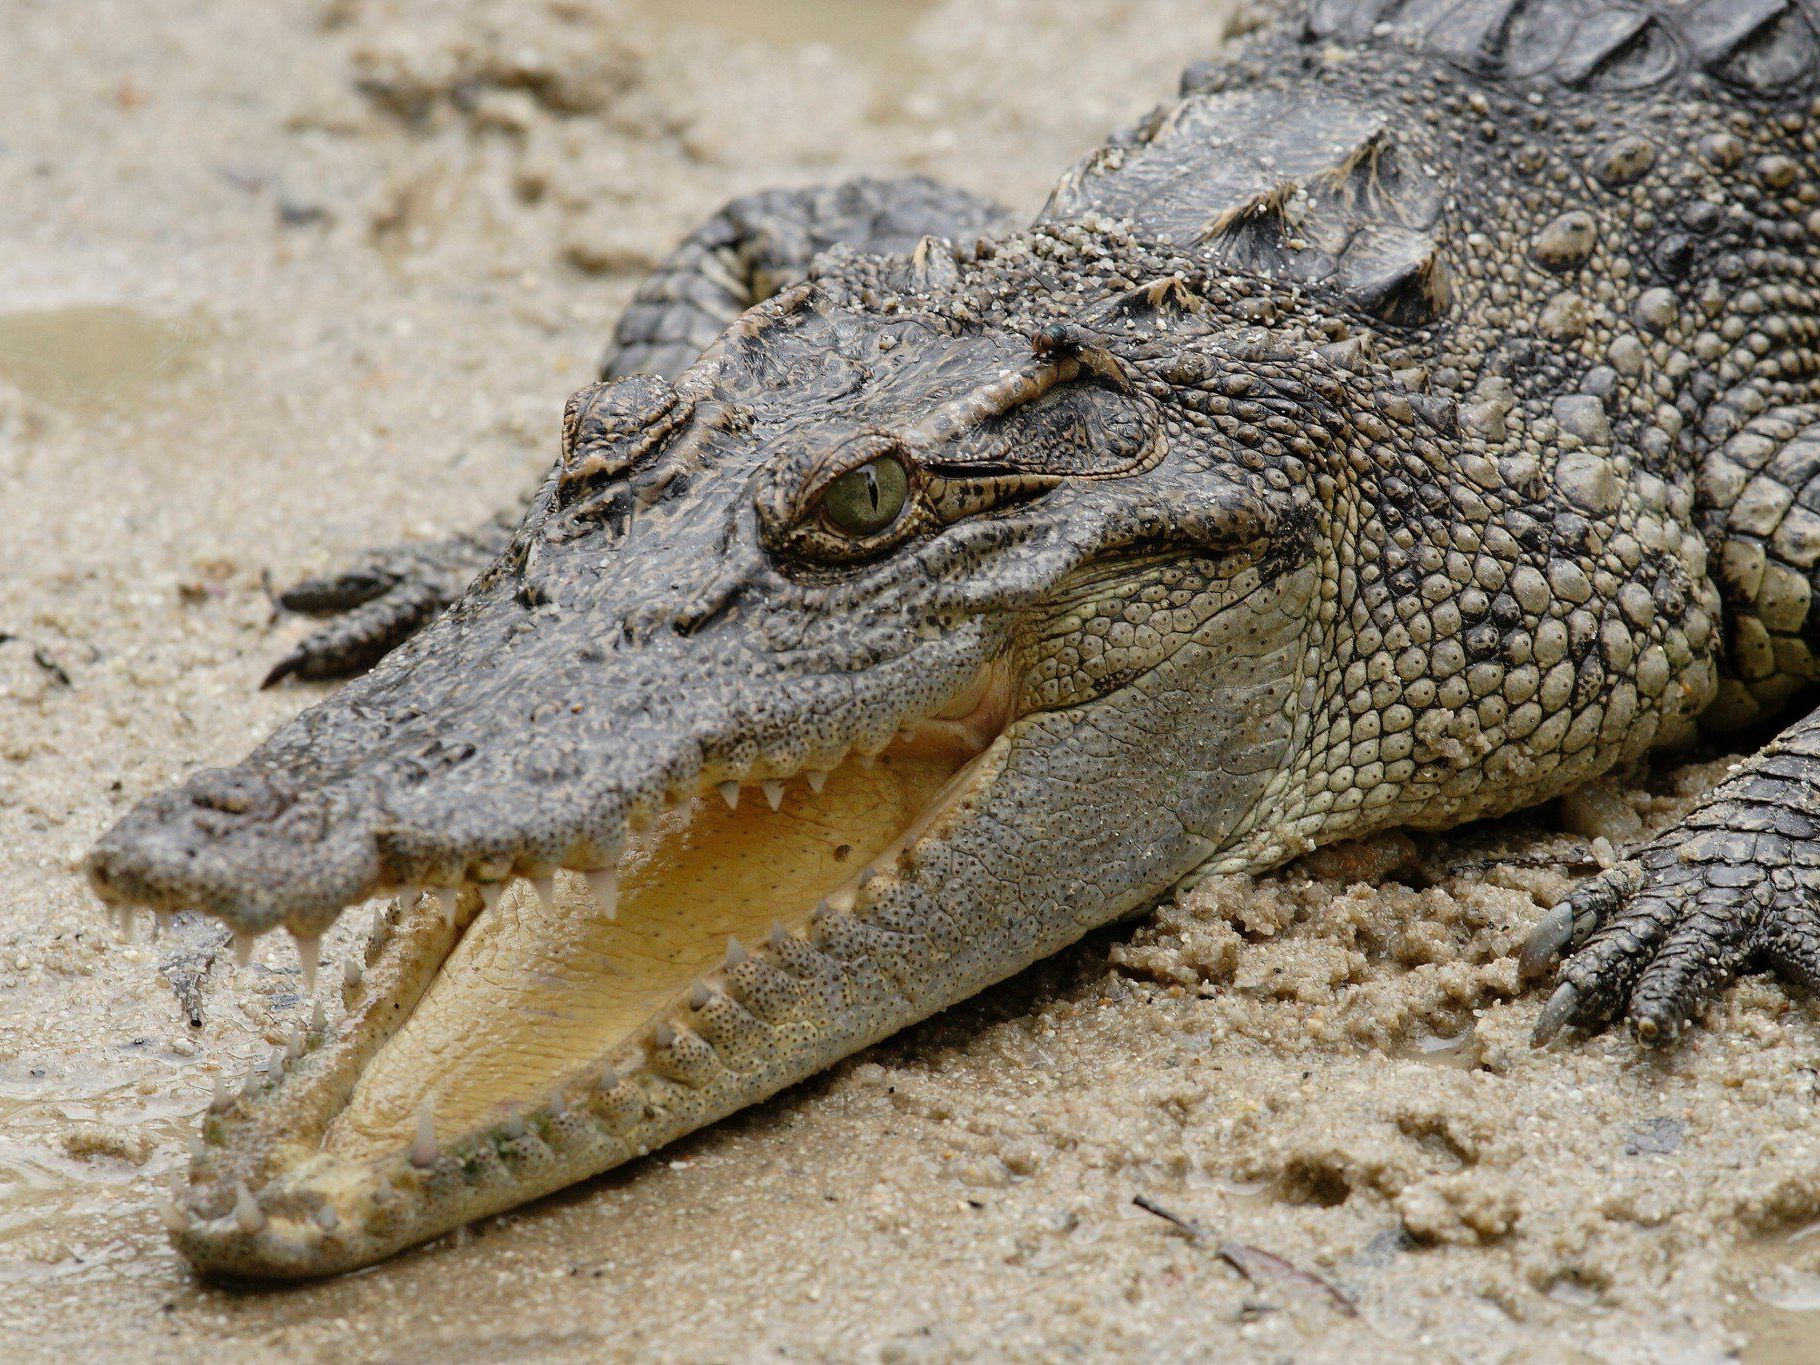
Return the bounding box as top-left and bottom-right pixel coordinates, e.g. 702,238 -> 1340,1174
724,937 -> 748,968
437,886 -> 459,927
371,906 -> 389,941
855,751 -> 877,769
718,781 -> 740,810
549,1088 -> 567,1118
767,921 -> 790,949
690,980 -> 711,1009
286,1025 -> 304,1060
410,1102 -> 437,1167
269,1046 -> 286,1082
311,999 -> 326,1033
211,1074 -> 231,1112
479,881 -> 505,912
653,1022 -> 676,1049
241,1065 -> 260,1100
187,1132 -> 206,1163
826,885 -> 856,913
155,910 -> 174,939
762,780 -> 784,811
232,1181 -> 265,1234
806,770 -> 827,794
161,1182 -> 188,1233
502,1109 -> 526,1139
342,957 -> 363,991
600,1065 -> 620,1090
399,884 -> 422,908
291,930 -> 321,995
531,876 -> 555,912
119,907 -> 137,942
232,932 -> 255,969
584,868 -> 619,920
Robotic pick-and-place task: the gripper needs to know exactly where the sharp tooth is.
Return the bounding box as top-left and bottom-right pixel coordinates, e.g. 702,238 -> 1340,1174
155,910 -> 174,939
161,1182 -> 188,1233
187,1132 -> 206,1163
241,1065 -> 260,1100
855,751 -> 877,769
210,1074 -> 231,1112
584,868 -> 618,920
437,886 -> 459,927
767,921 -> 790,949
826,885 -> 856,913
806,770 -> 827,794
232,1181 -> 265,1234
400,884 -> 422,908
724,936 -> 748,968
119,907 -> 137,942
286,1025 -> 304,1060
531,876 -> 555,912
311,998 -> 326,1033
653,1022 -> 676,1049
549,1088 -> 567,1118
502,1109 -> 526,1139
410,1102 -> 437,1167
371,905 -> 389,941
762,779 -> 784,810
342,957 -> 363,991
231,932 -> 255,969
291,930 -> 321,995
718,781 -> 740,810
269,1046 -> 286,1082
690,980 -> 711,1009
601,1065 -> 620,1090
479,881 -> 505,912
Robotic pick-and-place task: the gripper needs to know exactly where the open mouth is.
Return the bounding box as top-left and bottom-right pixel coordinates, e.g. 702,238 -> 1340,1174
156,658 -> 1016,1277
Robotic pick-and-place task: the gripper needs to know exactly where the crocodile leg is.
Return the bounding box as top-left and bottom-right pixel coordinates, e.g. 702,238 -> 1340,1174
265,176 -> 1015,685
1527,408 -> 1820,1044
603,176 -> 1015,381
1527,710 -> 1820,1046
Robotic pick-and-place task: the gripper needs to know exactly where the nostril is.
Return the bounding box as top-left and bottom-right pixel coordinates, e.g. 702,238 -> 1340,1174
188,769 -> 273,818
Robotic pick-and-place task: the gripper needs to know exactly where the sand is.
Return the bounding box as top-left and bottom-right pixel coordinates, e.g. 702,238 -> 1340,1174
3,1 -> 1818,1359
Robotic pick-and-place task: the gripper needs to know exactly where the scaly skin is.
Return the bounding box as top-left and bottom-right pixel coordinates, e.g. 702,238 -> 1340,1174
86,0 -> 1820,1277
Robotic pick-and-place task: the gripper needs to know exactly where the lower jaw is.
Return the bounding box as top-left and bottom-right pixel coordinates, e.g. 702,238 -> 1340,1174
174,714 -> 1017,1278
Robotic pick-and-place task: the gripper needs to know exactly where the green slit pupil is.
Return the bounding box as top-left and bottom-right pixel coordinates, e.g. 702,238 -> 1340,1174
822,455 -> 908,538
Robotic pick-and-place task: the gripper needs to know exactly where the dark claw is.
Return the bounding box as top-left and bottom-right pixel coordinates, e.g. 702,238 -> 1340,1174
1519,903 -> 1574,980
1531,982 -> 1580,1046
261,649 -> 308,690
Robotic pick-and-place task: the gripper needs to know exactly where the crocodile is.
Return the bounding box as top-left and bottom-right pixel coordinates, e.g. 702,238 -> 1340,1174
85,0 -> 1820,1279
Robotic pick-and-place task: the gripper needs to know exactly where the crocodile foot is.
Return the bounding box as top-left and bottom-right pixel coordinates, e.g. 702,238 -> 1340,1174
263,513 -> 516,686
1522,740 -> 1820,1047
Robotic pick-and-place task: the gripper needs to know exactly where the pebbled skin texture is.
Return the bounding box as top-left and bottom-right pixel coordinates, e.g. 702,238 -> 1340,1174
84,0 -> 1820,1276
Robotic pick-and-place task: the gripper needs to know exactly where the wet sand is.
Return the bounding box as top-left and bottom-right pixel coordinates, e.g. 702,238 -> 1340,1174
3,1 -> 1819,1359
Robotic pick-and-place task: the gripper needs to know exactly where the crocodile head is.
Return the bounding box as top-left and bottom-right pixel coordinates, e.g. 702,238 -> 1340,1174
87,227 -> 1346,1277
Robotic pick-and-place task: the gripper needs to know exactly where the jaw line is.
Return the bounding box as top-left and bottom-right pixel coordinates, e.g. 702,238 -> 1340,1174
166,663 -> 1019,1278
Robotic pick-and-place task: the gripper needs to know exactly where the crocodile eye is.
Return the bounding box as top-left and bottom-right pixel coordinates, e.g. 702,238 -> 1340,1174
820,456 -> 909,538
